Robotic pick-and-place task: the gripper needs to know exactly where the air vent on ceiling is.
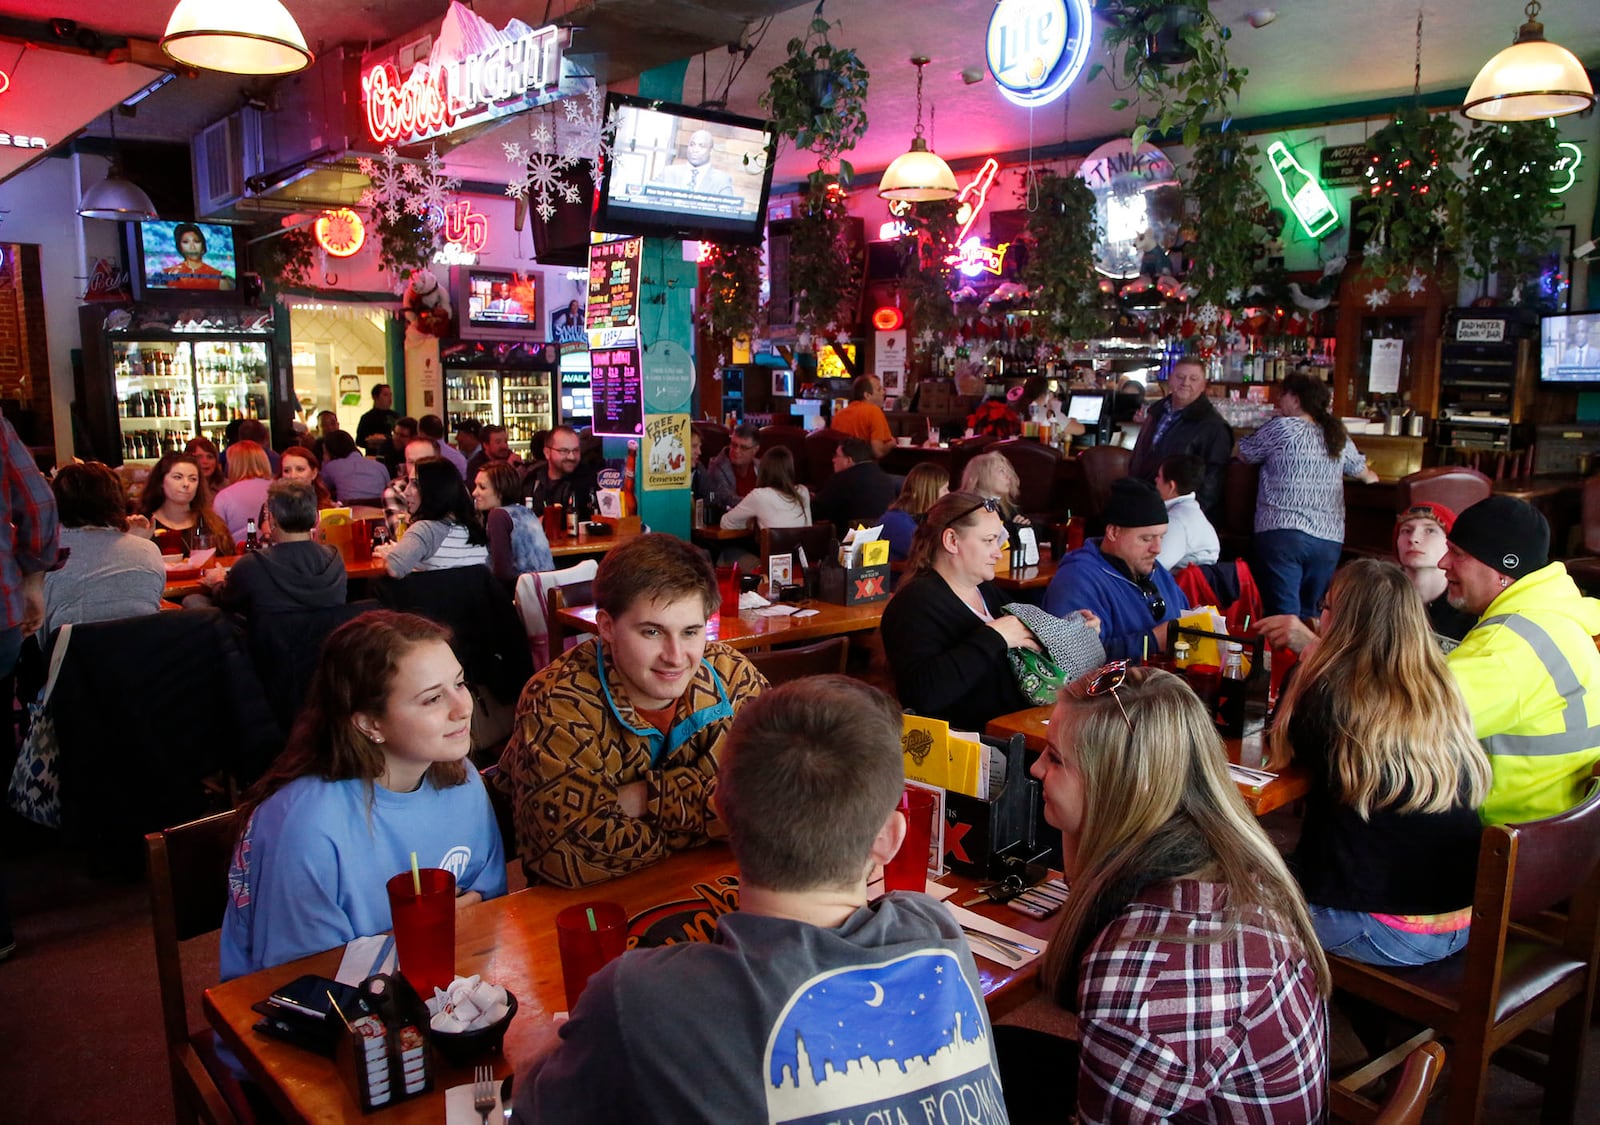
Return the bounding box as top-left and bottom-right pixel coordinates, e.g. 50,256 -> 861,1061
192,108 -> 263,218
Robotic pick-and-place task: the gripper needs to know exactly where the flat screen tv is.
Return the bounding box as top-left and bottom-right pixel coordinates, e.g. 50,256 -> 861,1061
1540,311 -> 1600,387
135,220 -> 238,293
593,93 -> 777,246
459,268 -> 542,338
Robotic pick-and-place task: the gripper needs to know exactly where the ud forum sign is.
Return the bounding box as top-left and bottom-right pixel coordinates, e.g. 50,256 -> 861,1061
986,0 -> 1093,109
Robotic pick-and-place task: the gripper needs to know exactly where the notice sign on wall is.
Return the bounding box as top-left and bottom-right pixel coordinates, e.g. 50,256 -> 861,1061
1370,338 -> 1404,394
591,345 -> 643,437
643,413 -> 691,491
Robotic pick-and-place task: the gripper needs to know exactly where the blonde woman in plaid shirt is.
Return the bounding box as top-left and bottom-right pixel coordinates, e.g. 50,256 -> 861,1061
1025,665 -> 1330,1122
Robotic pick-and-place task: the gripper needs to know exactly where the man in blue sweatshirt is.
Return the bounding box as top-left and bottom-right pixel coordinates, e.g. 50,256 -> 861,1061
1044,477 -> 1188,661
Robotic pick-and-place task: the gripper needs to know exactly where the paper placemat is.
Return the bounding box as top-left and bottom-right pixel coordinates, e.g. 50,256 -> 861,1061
944,903 -> 1047,967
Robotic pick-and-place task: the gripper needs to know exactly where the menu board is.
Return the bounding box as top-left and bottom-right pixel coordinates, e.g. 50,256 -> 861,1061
591,345 -> 643,437
586,237 -> 643,349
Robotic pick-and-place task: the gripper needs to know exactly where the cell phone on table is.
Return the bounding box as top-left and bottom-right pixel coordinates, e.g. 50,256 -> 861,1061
263,974 -> 364,1021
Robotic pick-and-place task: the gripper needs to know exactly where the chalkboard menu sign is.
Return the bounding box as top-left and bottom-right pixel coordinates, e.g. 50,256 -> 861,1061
586,237 -> 643,348
591,345 -> 643,436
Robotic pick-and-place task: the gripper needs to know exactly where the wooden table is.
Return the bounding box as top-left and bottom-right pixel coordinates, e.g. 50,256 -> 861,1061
992,555 -> 1059,593
204,845 -> 1053,1123
162,553 -> 389,601
986,706 -> 1311,817
548,522 -> 642,558
556,598 -> 886,651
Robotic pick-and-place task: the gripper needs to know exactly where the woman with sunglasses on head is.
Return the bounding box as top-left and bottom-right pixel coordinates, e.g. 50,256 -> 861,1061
374,457 -> 489,577
880,491 -> 1047,730
1016,663 -> 1328,1121
1269,559 -> 1489,966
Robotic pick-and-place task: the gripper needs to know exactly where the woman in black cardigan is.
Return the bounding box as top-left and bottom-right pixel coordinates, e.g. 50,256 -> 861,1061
880,491 -> 1042,731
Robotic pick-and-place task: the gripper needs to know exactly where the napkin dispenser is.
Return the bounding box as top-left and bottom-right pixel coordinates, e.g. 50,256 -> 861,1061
335,973 -> 435,1113
939,732 -> 1043,878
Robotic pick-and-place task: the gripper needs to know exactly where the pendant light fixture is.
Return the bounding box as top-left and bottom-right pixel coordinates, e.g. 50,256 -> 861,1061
77,112 -> 159,222
160,0 -> 313,76
879,56 -> 959,202
1463,0 -> 1593,121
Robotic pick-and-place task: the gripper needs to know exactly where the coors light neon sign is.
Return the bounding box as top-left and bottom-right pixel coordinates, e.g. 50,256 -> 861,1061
362,2 -> 563,147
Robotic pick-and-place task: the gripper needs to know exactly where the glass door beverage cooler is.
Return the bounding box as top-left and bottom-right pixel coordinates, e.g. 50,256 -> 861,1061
79,306 -> 279,466
442,339 -> 559,458
559,350 -> 593,428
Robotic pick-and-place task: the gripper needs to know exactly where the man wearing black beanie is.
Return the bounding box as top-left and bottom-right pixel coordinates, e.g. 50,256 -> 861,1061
1044,478 -> 1190,660
1442,495 -> 1600,824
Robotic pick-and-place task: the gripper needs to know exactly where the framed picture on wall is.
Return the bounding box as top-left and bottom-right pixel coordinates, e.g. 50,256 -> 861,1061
772,367 -> 794,397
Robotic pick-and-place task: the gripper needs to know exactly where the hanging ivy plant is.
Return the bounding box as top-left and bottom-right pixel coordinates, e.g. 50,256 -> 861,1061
258,227 -> 317,291
761,9 -> 870,185
374,210 -> 436,278
1360,104 -> 1464,282
1017,171 -> 1106,342
892,198 -> 960,346
1185,129 -> 1274,308
787,175 -> 860,338
1461,120 -> 1563,290
1090,0 -> 1248,150
697,242 -> 765,342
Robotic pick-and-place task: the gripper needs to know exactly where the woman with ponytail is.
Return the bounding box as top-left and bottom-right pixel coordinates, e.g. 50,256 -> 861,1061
1239,373 -> 1378,617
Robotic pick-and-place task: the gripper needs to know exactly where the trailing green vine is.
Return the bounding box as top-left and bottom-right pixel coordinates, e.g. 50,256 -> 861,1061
1018,171 -> 1106,341
697,242 -> 765,341
258,227 -> 318,291
374,210 -> 436,278
894,198 -> 960,345
787,175 -> 860,338
1185,130 -> 1274,308
760,8 -> 870,185
1360,104 -> 1464,282
1090,0 -> 1248,149
1461,120 -> 1562,290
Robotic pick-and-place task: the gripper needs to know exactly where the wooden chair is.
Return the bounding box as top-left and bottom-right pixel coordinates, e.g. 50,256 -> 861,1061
759,522 -> 836,571
756,424 -> 809,479
1328,766 -> 1600,1124
1075,444 -> 1133,528
1396,466 -> 1492,516
1332,1041 -> 1446,1125
748,637 -> 849,685
989,437 -> 1063,523
690,421 -> 729,468
1565,475 -> 1600,596
514,560 -> 599,670
546,579 -> 596,657
146,810 -> 247,1124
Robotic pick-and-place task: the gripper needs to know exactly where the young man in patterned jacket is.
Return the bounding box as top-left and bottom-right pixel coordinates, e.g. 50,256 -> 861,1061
497,533 -> 767,887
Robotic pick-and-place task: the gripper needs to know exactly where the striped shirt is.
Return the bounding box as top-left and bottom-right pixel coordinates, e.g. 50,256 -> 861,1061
381,519 -> 489,577
1077,879 -> 1327,1124
1237,416 -> 1368,542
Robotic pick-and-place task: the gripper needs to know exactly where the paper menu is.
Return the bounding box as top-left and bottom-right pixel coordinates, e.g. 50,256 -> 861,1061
901,715 -> 987,798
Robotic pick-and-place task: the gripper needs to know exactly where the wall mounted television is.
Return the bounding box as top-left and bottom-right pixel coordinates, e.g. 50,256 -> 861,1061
1539,311 -> 1600,389
128,220 -> 240,298
454,267 -> 542,340
592,93 -> 777,246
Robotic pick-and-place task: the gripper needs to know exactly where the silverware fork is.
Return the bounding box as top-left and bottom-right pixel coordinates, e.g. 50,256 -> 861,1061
474,1064 -> 497,1125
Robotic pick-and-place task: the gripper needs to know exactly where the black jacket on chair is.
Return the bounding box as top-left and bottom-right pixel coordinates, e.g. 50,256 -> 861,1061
50,608 -> 282,875
376,565 -> 534,707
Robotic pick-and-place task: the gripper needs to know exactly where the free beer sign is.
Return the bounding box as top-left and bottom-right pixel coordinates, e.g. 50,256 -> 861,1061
986,0 -> 1093,108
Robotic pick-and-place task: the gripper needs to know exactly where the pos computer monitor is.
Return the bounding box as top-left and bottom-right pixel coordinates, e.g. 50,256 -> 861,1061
1066,391 -> 1107,426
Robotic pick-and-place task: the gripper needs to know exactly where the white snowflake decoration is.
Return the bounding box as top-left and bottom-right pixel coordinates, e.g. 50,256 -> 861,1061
1507,285 -> 1524,306
357,144 -> 459,232
1364,287 -> 1392,309
504,122 -> 583,222
1404,269 -> 1427,297
558,86 -> 617,186
1193,303 -> 1222,329
1432,205 -> 1450,227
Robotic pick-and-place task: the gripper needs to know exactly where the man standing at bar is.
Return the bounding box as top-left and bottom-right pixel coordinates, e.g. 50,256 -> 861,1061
1128,358 -> 1233,516
525,425 -> 598,517
830,375 -> 896,459
355,383 -> 397,453
1441,496 -> 1600,823
514,676 -> 1009,1122
1044,478 -> 1188,661
496,533 -> 767,887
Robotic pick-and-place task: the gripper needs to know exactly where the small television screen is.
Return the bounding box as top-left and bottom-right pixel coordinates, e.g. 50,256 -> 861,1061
1067,392 -> 1106,425
1540,311 -> 1600,386
593,93 -> 777,246
466,270 -> 540,330
139,221 -> 238,291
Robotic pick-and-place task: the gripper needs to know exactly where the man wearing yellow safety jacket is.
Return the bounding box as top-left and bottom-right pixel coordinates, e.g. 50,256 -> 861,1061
1442,496 -> 1600,824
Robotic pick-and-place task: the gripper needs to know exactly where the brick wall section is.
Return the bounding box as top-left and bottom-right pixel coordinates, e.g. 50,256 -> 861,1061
0,243 -> 55,449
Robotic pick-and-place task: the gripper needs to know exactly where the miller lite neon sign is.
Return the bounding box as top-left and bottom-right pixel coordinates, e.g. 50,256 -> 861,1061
362,2 -> 563,147
986,0 -> 1092,109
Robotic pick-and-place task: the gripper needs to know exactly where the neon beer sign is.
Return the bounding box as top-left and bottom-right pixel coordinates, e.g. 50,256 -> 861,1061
362,3 -> 563,146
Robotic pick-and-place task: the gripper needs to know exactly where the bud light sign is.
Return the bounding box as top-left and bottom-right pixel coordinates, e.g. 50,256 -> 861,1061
986,0 -> 1092,108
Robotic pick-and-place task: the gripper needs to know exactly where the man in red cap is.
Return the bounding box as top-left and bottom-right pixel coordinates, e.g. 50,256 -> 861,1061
1395,502 -> 1475,644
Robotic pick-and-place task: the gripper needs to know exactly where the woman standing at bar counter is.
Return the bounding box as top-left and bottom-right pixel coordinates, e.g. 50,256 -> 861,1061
1009,665 -> 1328,1121
131,451 -> 236,556
1270,560 -> 1488,966
879,491 -> 1041,730
1238,372 -> 1377,618
220,611 -> 505,980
